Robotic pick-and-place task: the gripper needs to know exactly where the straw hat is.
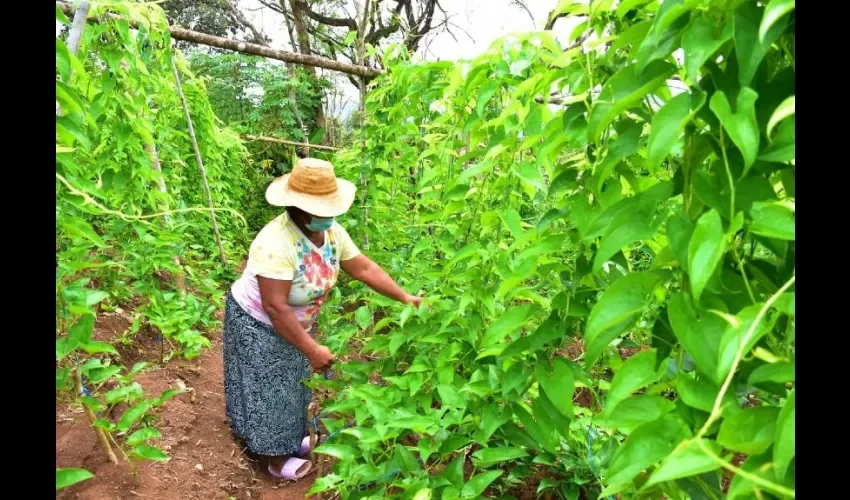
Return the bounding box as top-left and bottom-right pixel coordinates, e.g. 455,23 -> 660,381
265,158 -> 356,217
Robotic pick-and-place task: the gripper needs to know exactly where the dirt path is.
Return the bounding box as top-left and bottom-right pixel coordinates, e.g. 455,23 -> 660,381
56,312 -> 317,500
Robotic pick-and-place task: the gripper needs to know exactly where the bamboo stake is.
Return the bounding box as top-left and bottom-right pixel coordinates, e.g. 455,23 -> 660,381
76,365 -> 119,464
170,55 -> 228,266
242,135 -> 338,151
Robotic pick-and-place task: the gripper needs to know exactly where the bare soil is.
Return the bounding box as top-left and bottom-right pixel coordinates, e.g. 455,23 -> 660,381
56,308 -> 317,500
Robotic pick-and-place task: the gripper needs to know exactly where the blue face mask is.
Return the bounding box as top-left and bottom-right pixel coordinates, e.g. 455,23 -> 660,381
306,216 -> 334,232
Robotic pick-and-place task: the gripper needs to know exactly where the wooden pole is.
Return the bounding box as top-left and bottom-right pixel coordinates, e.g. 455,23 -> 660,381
355,0 -> 372,250
242,135 -> 338,151
56,2 -> 382,79
170,55 -> 228,266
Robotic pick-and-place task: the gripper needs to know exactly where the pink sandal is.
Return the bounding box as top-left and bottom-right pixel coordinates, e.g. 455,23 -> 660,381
267,456 -> 312,481
296,435 -> 324,457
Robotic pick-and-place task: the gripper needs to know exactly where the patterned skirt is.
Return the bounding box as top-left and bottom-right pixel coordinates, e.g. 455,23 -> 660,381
223,293 -> 313,456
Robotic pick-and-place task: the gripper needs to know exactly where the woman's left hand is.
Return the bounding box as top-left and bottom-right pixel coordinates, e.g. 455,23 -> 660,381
404,294 -> 423,309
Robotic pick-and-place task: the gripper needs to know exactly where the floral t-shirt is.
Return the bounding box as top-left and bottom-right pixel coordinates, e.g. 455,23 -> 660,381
231,212 -> 360,328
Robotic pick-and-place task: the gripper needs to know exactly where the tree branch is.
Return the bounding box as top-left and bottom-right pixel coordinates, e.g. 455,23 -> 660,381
293,0 -> 358,30
56,1 -> 382,78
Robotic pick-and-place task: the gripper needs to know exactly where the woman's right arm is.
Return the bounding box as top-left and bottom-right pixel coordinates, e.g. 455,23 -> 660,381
257,277 -> 334,371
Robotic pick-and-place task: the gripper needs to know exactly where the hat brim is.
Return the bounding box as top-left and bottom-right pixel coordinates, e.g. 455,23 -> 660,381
265,174 -> 357,217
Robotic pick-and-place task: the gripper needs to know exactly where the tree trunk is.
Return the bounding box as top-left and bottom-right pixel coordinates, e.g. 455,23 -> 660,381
287,0 -> 327,142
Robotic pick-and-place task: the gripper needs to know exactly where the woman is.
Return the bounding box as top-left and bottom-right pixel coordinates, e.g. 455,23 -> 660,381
223,158 -> 422,480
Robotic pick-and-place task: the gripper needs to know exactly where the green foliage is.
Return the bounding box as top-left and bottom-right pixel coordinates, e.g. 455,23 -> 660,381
55,1 -> 247,476
312,1 -> 795,498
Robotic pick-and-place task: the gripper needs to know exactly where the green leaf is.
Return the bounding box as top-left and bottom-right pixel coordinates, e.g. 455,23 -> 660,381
516,162 -> 547,192
748,361 -> 795,386
85,290 -> 110,306
709,88 -> 760,171
68,314 -> 95,351
131,444 -> 170,462
461,470 -> 503,498
676,372 -> 737,417
727,451 -> 794,499
759,117 -> 795,163
535,357 -> 575,418
477,403 -> 510,442
442,453 -> 466,489
716,303 -> 778,381
603,414 -> 691,493
315,443 -> 357,461
412,489 -> 432,500
59,217 -> 105,248
735,1 -> 789,87
760,0 -> 795,42
584,272 -> 661,366
774,389 -> 795,479
667,210 -> 694,268
472,447 -> 529,466
354,305 -> 372,329
587,61 -> 676,142
645,439 -> 724,487
117,401 -> 151,432
635,0 -> 691,75
766,95 -> 795,138
593,207 -> 662,271
394,444 -> 420,473
604,395 -> 676,434
687,210 -> 726,303
127,427 -> 163,447
605,349 -> 659,416
482,304 -> 538,347
647,91 -> 706,172
681,16 -> 733,85
56,468 -> 94,491
749,200 -> 794,241
718,406 -> 779,455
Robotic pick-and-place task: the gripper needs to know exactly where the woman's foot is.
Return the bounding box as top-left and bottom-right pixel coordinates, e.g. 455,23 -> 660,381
267,456 -> 312,481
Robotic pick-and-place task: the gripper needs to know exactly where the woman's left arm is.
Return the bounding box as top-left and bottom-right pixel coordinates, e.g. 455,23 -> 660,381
341,254 -> 422,308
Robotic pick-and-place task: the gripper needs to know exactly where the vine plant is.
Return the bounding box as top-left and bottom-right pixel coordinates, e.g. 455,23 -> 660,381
56,1 -> 255,490
314,0 -> 795,499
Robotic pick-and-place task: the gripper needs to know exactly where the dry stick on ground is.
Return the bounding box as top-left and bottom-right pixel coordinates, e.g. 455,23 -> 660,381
242,135 -> 338,151
56,2 -> 382,79
169,55 -> 228,266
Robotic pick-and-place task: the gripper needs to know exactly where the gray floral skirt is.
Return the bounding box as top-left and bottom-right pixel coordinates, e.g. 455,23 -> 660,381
223,293 -> 313,456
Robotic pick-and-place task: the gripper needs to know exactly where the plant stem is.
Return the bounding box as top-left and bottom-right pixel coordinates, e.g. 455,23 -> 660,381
697,274 -> 795,439
75,365 -> 119,464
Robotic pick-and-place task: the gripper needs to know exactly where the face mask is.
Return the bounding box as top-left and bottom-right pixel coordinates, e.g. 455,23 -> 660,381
306,216 -> 334,232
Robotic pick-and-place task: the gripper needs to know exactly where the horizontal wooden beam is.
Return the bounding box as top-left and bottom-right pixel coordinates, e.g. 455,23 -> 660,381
243,135 -> 339,151
56,2 -> 383,79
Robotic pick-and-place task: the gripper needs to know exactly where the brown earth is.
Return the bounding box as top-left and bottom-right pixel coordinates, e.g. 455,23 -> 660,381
56,308 -> 319,500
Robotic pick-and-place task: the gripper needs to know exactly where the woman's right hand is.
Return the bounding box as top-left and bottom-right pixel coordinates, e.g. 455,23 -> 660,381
307,344 -> 335,372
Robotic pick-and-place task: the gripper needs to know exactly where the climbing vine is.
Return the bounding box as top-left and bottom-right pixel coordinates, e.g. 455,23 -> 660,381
56,2 -> 257,487
315,0 -> 795,498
